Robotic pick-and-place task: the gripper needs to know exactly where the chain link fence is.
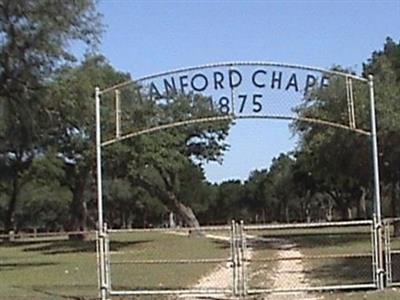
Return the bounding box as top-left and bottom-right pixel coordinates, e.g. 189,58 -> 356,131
384,218 -> 400,287
242,220 -> 376,298
105,225 -> 233,298
101,220 -> 379,299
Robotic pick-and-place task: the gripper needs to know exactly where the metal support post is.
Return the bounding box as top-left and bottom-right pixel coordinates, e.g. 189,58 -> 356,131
368,75 -> 384,289
384,221 -> 392,286
104,223 -> 111,290
239,220 -> 247,297
115,89 -> 121,138
231,220 -> 238,296
95,87 -> 107,300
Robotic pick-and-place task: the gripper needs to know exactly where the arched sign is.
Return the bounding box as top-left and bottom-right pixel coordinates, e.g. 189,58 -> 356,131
99,62 -> 370,147
94,61 -> 383,299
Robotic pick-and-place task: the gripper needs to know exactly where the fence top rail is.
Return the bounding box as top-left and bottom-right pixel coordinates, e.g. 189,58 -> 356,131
244,220 -> 373,231
383,217 -> 400,224
0,230 -> 96,239
108,225 -> 231,233
109,289 -> 232,296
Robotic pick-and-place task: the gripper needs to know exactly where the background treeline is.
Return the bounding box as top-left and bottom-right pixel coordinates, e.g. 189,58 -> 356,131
1,1 -> 400,233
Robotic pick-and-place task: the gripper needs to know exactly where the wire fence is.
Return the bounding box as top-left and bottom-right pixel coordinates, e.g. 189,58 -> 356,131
3,219 -> 397,299
242,220 -> 376,297
384,218 -> 400,287
106,225 -> 233,298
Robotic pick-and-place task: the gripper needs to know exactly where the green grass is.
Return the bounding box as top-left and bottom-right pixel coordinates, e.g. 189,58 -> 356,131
2,226 -> 400,299
0,231 -> 230,299
109,231 -> 230,290
247,226 -> 375,287
0,237 -> 98,299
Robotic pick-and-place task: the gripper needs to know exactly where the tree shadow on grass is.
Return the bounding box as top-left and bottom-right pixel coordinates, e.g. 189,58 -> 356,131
305,256 -> 373,285
247,233 -> 374,286
0,261 -> 59,271
211,239 -> 231,250
19,239 -> 151,255
29,285 -> 98,300
390,253 -> 400,283
254,232 -> 372,251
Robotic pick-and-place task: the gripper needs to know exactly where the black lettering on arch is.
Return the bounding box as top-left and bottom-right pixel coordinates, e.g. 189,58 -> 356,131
285,73 -> 299,92
229,69 -> 242,88
252,69 -> 267,88
191,73 -> 208,92
163,77 -> 177,95
305,74 -> 317,93
179,75 -> 189,93
321,75 -> 330,88
271,71 -> 282,89
149,82 -> 162,100
213,71 -> 224,90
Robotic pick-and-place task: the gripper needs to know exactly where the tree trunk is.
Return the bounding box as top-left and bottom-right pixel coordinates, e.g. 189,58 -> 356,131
5,176 -> 19,232
392,182 -> 400,237
69,173 -> 88,240
167,191 -> 200,229
285,205 -> 290,223
357,187 -> 367,219
136,176 -> 201,233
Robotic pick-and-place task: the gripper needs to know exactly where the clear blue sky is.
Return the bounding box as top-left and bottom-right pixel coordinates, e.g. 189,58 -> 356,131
96,0 -> 400,183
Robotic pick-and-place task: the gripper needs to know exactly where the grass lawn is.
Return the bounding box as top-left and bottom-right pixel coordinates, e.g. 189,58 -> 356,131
0,235 -> 98,299
2,225 -> 400,299
0,230 -> 230,300
109,230 -> 230,290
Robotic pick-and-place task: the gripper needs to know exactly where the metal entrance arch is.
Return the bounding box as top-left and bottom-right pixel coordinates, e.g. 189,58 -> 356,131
94,61 -> 383,299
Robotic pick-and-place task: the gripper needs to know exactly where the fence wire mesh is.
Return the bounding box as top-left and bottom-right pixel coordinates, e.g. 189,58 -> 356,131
242,221 -> 376,295
102,220 -> 378,299
107,226 -> 233,296
384,219 -> 400,287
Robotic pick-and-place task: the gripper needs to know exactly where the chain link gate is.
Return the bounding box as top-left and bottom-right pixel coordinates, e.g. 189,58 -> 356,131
99,219 -> 379,299
384,218 -> 400,287
239,220 -> 378,298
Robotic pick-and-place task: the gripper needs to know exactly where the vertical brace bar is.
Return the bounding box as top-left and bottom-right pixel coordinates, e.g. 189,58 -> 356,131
96,231 -> 101,297
349,78 -> 356,128
346,77 -> 356,129
371,219 -> 377,286
368,74 -> 384,289
385,221 -> 392,286
231,220 -> 237,296
104,223 -> 111,290
115,89 -> 121,138
95,87 -> 107,300
235,221 -> 242,297
229,67 -> 236,115
346,77 -> 352,127
240,220 -> 247,297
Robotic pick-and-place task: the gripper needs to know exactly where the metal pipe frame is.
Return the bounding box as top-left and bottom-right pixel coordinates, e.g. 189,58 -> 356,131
109,289 -> 232,296
108,225 -> 231,233
368,75 -> 384,289
371,219 -> 377,287
95,87 -> 108,300
247,283 -> 377,295
244,219 -> 372,231
230,220 -> 235,296
95,66 -> 384,298
101,114 -> 370,148
384,222 -> 392,286
239,220 -> 247,297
